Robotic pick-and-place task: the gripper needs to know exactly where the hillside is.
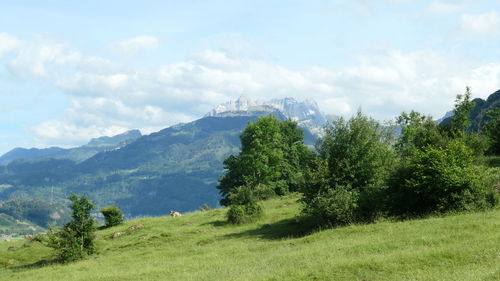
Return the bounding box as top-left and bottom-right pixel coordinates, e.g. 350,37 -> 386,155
0,130 -> 142,165
0,112 -> 317,221
440,89 -> 500,130
1,194 -> 499,281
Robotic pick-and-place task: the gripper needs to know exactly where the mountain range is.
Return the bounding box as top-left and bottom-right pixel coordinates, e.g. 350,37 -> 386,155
0,97 -> 323,231
0,130 -> 142,165
1,90 -> 497,233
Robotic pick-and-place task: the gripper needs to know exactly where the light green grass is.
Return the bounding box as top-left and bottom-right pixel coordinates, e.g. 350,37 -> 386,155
1,194 -> 499,281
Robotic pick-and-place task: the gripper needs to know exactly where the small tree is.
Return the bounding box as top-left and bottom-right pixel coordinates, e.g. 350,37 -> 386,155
100,205 -> 124,228
449,86 -> 475,138
47,194 -> 96,262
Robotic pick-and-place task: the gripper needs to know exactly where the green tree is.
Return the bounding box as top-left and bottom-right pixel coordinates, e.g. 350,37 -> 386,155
302,111 -> 396,225
100,205 -> 124,228
396,111 -> 447,156
449,86 -> 475,138
47,194 -> 96,262
217,115 -> 312,206
483,108 -> 500,155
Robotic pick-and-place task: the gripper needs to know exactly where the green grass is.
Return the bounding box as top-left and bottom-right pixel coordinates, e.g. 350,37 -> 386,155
1,194 -> 499,281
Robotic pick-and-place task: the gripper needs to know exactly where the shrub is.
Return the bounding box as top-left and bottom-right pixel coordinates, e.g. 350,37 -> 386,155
226,185 -> 263,224
100,205 -> 124,228
226,203 -> 263,224
303,185 -> 358,226
388,140 -> 497,216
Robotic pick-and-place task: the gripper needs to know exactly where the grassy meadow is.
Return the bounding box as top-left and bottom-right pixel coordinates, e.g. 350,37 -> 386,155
1,193 -> 499,281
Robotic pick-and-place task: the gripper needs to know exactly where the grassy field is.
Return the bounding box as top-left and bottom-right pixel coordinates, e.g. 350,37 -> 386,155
1,193 -> 499,281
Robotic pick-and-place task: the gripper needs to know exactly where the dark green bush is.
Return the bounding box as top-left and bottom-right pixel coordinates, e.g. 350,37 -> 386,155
388,140 -> 497,216
303,185 -> 358,226
226,203 -> 263,224
100,205 -> 124,228
226,185 -> 263,224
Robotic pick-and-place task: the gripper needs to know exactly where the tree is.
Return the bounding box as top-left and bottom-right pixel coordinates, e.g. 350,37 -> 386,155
217,115 -> 312,206
396,111 -> 447,156
302,111 -> 396,225
449,86 -> 475,138
47,194 -> 96,262
100,205 -> 124,228
483,108 -> 500,155
317,110 -> 395,190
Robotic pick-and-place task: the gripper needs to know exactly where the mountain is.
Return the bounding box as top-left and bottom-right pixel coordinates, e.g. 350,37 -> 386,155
0,97 -> 320,229
0,110 -> 316,221
0,147 -> 66,166
0,130 -> 142,165
439,89 -> 500,130
206,96 -> 330,136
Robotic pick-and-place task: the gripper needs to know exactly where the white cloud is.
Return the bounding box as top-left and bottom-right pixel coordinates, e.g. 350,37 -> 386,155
460,10 -> 500,37
0,32 -> 21,58
109,35 -> 159,56
426,1 -> 463,14
5,37 -> 500,147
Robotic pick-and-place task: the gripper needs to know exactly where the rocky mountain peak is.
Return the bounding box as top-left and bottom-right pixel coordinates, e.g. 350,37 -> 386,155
206,96 -> 329,135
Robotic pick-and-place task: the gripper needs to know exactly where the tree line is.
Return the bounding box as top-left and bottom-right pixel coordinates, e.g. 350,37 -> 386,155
217,87 -> 500,225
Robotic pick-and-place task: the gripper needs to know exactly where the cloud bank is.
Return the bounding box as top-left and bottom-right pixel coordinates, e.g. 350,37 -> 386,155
1,33 -> 499,147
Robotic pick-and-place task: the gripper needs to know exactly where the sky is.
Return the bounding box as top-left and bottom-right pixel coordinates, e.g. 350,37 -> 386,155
0,0 -> 499,154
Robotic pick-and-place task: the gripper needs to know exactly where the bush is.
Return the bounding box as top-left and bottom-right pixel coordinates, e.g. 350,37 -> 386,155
47,194 -> 96,263
226,185 -> 263,224
100,205 -> 124,228
303,185 -> 358,226
226,203 -> 263,224
388,140 -> 497,216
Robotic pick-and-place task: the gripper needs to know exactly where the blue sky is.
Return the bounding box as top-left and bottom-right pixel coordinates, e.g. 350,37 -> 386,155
1,0 -> 499,154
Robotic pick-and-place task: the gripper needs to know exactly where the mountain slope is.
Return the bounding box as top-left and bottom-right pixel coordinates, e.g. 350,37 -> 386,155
0,111 -> 316,218
0,130 -> 142,165
0,147 -> 66,166
1,195 -> 499,281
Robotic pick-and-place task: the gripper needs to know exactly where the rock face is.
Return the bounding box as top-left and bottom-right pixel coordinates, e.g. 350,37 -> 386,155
206,96 -> 330,136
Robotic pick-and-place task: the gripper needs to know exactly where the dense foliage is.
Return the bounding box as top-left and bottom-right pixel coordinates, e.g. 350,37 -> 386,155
484,108 -> 500,154
301,111 -> 395,224
217,115 -> 313,206
0,199 -> 68,228
47,194 -> 96,263
388,140 -> 497,216
100,205 -> 124,228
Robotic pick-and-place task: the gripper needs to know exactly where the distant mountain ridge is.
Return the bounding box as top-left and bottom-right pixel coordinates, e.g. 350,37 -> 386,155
0,130 -> 142,165
206,96 -> 331,135
0,97 -> 323,231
